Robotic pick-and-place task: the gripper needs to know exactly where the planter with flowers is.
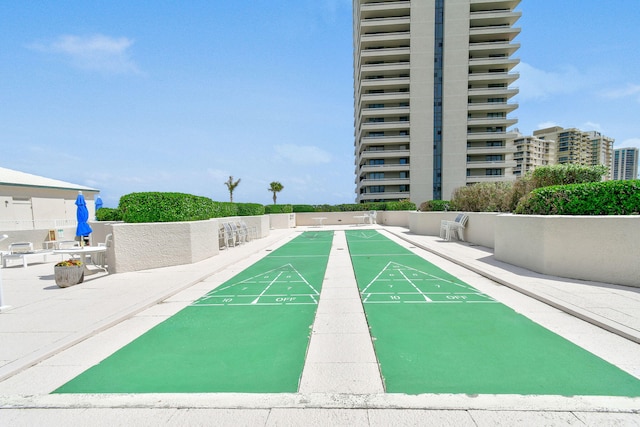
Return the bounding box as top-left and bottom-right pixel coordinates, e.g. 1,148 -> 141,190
54,259 -> 84,288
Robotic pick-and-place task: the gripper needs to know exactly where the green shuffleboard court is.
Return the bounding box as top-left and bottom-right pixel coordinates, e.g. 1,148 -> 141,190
346,230 -> 640,396
55,231 -> 334,393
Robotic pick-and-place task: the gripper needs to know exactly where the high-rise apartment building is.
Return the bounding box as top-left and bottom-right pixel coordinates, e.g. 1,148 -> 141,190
612,147 -> 639,180
533,126 -> 614,178
513,133 -> 555,178
353,0 -> 521,203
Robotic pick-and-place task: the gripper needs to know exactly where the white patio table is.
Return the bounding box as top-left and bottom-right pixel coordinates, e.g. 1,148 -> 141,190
53,246 -> 107,274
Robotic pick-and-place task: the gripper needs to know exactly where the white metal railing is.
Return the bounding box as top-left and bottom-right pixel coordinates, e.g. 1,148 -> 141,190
0,219 -> 76,231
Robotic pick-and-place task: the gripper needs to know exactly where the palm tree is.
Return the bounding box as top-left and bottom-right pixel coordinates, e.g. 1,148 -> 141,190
268,181 -> 284,204
224,176 -> 241,202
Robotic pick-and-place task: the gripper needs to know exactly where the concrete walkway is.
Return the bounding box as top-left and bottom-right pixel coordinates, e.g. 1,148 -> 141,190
1,225 -> 639,426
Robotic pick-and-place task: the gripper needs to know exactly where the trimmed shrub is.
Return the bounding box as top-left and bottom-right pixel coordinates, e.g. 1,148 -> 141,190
95,207 -> 123,221
515,180 -> 640,215
451,182 -> 513,212
386,200 -> 416,211
419,200 -> 450,212
237,203 -> 265,216
119,192 -> 217,223
264,204 -> 293,214
292,204 -> 316,213
212,201 -> 238,218
313,204 -> 341,212
334,203 -> 367,212
529,164 -> 608,188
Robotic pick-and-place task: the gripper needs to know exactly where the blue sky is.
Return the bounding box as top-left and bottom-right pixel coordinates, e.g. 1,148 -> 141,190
2,1 -> 639,208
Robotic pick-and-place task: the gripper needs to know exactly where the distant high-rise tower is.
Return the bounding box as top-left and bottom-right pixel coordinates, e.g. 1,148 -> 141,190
533,126 -> 615,178
612,148 -> 639,180
353,0 -> 521,203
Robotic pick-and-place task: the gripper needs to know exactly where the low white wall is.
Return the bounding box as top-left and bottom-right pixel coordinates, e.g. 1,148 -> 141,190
109,220 -> 219,274
295,211 -> 381,226
378,210 -> 411,227
106,215 -> 271,274
408,212 -> 498,248
269,213 -> 296,229
495,215 -> 640,288
0,226 -> 77,251
218,215 -> 269,239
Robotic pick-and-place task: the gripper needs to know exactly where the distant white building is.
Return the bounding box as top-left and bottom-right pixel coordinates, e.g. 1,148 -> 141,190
512,133 -> 555,178
533,126 -> 614,178
0,166 -> 100,232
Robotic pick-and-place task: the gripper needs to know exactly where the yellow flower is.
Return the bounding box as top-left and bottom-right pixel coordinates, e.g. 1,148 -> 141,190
55,259 -> 83,267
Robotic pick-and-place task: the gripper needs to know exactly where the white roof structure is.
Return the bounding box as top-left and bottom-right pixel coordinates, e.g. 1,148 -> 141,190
0,166 -> 98,192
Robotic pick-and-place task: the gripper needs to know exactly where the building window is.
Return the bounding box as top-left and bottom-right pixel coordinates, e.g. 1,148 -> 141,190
399,158 -> 408,164
369,172 -> 384,180
399,185 -> 410,192
486,169 -> 502,176
369,186 -> 385,193
369,159 -> 384,165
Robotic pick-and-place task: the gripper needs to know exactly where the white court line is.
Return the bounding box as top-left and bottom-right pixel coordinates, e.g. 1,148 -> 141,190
193,302 -> 317,307
398,269 -> 432,302
251,271 -> 284,304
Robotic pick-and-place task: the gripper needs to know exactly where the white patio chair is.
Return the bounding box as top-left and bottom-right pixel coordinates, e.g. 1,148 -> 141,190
439,213 -> 469,241
367,210 -> 377,224
238,221 -> 252,242
221,223 -> 236,249
94,234 -> 112,268
230,222 -> 246,244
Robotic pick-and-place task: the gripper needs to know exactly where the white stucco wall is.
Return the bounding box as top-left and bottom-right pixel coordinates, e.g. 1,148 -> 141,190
495,215 -> 640,288
408,211 -> 498,248
377,211 -> 411,227
269,213 -> 296,229
108,220 -> 219,274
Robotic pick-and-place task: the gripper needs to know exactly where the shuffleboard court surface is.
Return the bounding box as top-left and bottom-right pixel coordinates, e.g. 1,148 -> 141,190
54,231 -> 334,393
346,230 -> 640,396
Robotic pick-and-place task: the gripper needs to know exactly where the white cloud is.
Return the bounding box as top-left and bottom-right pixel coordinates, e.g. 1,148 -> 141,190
29,34 -> 141,74
515,62 -> 589,101
615,138 -> 640,150
581,121 -> 603,132
600,83 -> 640,102
536,121 -> 560,130
274,144 -> 331,165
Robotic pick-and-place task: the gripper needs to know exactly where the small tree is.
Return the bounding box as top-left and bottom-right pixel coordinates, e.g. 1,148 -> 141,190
224,176 -> 241,202
268,181 -> 284,204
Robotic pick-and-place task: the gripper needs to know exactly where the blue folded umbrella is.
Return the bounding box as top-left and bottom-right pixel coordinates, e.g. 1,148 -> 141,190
76,192 -> 93,237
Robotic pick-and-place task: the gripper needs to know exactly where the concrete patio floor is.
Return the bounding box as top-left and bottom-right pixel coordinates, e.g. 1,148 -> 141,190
1,225 -> 639,426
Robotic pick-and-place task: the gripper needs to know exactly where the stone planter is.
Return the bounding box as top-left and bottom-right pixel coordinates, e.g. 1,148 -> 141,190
54,265 -> 85,288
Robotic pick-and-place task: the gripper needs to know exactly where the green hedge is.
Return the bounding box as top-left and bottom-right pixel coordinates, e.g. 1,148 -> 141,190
264,204 -> 293,214
386,200 -> 416,211
291,204 -> 315,212
419,200 -> 450,212
119,192 -> 216,223
118,192 -> 266,223
212,201 -> 238,218
529,164 -> 608,188
237,203 -> 265,216
116,192 -> 421,223
515,180 -> 640,215
95,207 -> 123,221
